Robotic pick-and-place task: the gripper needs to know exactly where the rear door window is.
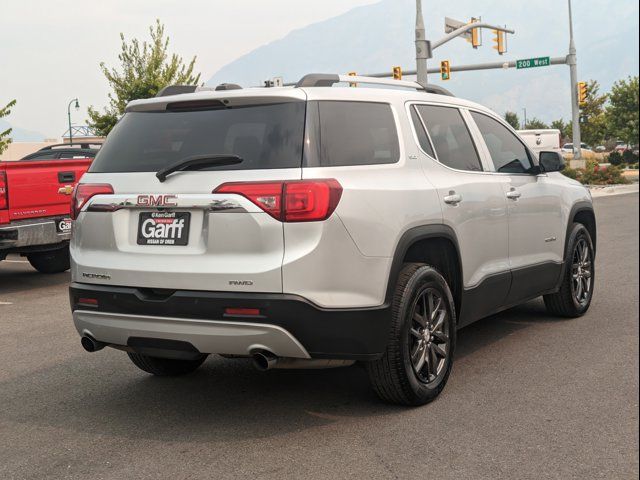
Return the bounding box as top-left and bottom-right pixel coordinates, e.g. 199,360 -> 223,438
410,105 -> 435,158
415,105 -> 482,172
305,101 -> 400,167
470,111 -> 533,173
90,101 -> 306,173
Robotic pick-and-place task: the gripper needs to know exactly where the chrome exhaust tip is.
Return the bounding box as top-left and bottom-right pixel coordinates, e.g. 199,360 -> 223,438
252,351 -> 278,371
81,335 -> 106,353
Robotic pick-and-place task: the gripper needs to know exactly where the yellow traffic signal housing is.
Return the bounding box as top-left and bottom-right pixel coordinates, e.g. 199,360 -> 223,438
470,17 -> 481,48
577,81 -> 588,105
492,29 -> 506,55
440,60 -> 451,81
393,66 -> 402,80
348,71 -> 357,88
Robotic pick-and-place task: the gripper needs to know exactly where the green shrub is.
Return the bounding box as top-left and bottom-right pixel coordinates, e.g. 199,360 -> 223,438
582,165 -> 629,185
622,149 -> 639,164
608,150 -> 623,165
561,167 -> 580,180
562,163 -> 630,185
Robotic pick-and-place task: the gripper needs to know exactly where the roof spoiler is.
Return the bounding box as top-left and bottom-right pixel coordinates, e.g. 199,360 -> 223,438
156,85 -> 199,97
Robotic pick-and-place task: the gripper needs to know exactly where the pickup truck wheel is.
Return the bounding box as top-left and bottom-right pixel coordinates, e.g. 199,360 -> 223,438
127,353 -> 207,376
366,263 -> 456,406
26,248 -> 70,274
544,223 -> 595,317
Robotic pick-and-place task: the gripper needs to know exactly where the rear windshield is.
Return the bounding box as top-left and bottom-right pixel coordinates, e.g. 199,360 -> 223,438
89,101 -> 306,173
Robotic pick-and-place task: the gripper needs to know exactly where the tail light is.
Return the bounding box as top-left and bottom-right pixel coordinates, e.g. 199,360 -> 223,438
214,179 -> 342,222
0,171 -> 7,210
71,183 -> 114,219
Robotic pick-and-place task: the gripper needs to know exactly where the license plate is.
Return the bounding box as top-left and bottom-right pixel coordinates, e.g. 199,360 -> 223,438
137,212 -> 190,246
56,218 -> 72,234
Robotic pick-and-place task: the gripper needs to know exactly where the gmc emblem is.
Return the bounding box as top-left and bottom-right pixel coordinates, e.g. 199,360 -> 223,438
137,195 -> 178,207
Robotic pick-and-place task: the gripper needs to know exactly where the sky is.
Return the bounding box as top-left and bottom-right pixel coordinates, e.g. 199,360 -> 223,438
0,0 -> 377,138
1,0 -> 638,139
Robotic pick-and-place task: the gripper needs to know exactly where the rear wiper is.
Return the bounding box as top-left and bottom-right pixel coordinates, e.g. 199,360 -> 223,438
156,154 -> 243,182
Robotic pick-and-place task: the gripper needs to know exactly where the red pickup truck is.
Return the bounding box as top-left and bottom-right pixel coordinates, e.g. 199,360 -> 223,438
0,146 -> 95,273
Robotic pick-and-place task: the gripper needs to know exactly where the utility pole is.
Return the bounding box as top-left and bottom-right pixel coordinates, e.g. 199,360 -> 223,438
522,108 -> 527,129
415,0 -> 430,86
567,0 -> 582,161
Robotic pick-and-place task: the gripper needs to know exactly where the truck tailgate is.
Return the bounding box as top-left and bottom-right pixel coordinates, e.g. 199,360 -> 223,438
0,159 -> 91,223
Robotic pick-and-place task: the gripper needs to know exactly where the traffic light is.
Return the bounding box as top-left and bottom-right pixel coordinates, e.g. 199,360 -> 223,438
492,29 -> 506,55
392,66 -> 402,80
470,17 -> 481,48
577,81 -> 588,106
440,60 -> 451,81
348,71 -> 357,88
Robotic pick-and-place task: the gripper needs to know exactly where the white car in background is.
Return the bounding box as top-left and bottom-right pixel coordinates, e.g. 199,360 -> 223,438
562,142 -> 593,155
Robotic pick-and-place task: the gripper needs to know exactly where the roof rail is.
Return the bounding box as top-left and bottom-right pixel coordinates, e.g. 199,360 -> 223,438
38,143 -> 102,151
294,73 -> 455,96
156,85 -> 198,97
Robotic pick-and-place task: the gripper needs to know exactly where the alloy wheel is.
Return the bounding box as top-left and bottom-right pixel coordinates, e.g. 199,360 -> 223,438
408,287 -> 451,384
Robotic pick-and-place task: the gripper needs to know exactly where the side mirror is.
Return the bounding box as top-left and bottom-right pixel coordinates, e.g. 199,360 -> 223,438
539,151 -> 565,173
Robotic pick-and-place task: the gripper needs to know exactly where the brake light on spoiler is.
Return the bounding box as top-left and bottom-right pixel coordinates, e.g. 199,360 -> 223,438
214,179 -> 342,222
71,183 -> 114,219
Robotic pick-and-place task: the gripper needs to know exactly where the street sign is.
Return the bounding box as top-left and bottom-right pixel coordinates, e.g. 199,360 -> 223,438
516,57 -> 551,69
444,17 -> 472,41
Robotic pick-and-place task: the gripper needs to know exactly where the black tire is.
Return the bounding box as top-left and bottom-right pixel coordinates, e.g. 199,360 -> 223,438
366,263 -> 457,406
544,223 -> 595,318
26,247 -> 70,274
127,353 -> 207,376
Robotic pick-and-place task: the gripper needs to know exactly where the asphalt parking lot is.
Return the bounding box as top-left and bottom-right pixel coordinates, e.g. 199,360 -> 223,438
1,193 -> 638,480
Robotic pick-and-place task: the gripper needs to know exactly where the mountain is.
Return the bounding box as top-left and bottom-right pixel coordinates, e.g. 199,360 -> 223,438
0,119 -> 46,142
207,0 -> 639,124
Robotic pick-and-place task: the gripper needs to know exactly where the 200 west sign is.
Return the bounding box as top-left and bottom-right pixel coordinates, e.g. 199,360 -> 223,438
516,57 -> 551,69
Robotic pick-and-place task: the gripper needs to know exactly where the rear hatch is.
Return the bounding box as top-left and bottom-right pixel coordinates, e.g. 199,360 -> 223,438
71,91 -> 308,293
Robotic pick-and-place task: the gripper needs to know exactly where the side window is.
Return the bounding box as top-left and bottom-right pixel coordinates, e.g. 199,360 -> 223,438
409,105 -> 435,157
312,101 -> 400,167
470,112 -> 533,173
415,105 -> 482,172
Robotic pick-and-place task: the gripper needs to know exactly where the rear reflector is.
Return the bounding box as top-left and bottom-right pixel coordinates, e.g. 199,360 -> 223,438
78,297 -> 99,306
214,179 -> 342,222
224,307 -> 261,317
71,183 -> 114,219
0,171 -> 7,210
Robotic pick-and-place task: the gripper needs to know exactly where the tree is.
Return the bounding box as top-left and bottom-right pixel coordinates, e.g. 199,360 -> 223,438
606,76 -> 639,146
524,117 -> 548,129
0,99 -> 17,155
88,20 -> 201,136
504,111 -> 520,129
551,119 -> 570,141
579,80 -> 608,146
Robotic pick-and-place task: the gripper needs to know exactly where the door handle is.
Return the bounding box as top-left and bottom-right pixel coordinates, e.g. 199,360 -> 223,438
506,189 -> 521,200
58,171 -> 75,183
443,191 -> 462,205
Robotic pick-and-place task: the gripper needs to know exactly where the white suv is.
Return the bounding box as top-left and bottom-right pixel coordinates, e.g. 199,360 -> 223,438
69,74 -> 596,405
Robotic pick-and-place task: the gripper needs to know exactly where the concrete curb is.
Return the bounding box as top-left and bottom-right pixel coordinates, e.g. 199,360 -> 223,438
588,183 -> 639,198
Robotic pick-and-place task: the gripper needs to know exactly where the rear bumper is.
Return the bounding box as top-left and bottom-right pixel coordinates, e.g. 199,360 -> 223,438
0,216 -> 70,253
69,283 -> 391,360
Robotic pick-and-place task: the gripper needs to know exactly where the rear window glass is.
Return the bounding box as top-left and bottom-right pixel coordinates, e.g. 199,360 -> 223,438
89,102 -> 305,173
305,101 -> 400,167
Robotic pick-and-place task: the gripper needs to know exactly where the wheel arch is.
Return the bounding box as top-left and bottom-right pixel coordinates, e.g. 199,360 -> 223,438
567,202 -> 597,256
386,225 -> 463,316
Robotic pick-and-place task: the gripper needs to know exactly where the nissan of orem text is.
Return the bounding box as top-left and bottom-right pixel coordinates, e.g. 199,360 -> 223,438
69,75 -> 596,405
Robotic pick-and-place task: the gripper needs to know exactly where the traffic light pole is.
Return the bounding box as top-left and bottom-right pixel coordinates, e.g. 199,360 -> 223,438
567,0 -> 582,161
415,0 -> 430,86
414,0 -> 514,87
